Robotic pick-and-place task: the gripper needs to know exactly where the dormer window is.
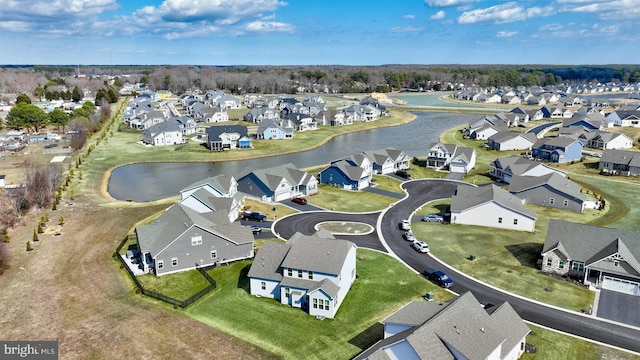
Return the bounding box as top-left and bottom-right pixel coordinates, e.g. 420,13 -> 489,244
614,260 -> 619,267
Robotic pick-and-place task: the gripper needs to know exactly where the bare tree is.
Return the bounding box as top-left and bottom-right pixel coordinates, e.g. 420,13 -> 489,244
25,163 -> 62,209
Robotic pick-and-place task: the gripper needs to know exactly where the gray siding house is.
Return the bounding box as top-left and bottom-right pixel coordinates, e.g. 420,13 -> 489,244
489,155 -> 566,184
136,203 -> 254,276
508,173 -> 587,213
354,292 -> 530,360
599,149 -> 640,176
541,220 -> 640,294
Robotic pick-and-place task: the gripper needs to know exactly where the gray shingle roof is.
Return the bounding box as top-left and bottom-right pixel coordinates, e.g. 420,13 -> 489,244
450,184 -> 537,219
508,173 -> 586,201
542,220 -> 640,275
181,174 -> 235,196
282,234 -> 355,275
359,292 -> 529,360
600,149 -> 640,167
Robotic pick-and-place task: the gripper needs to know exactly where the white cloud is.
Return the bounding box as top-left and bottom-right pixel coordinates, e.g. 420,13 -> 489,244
244,21 -> 294,32
403,14 -> 416,20
0,0 -> 117,18
539,23 -> 565,31
496,31 -> 518,38
424,0 -> 475,7
430,11 -> 446,20
0,21 -> 31,32
557,0 -> 640,19
141,0 -> 286,24
390,25 -> 424,33
458,2 -> 553,24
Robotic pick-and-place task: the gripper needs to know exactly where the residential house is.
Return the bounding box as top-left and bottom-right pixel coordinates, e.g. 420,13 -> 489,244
256,118 -> 294,140
562,113 -> 612,130
508,173 -> 587,213
135,203 -> 254,276
282,113 -> 317,131
579,131 -> 633,150
470,123 -> 503,140
599,149 -> 640,176
531,137 -> 583,163
243,107 -> 278,123
214,94 -> 242,109
237,163 -> 318,203
489,155 -> 566,184
363,148 -> 410,175
317,109 -> 352,127
354,291 -> 530,360
343,104 -> 378,122
200,106 -> 229,123
248,231 -> 357,319
172,115 -> 197,135
426,142 -> 476,173
487,131 -> 538,151
607,110 -> 640,127
206,125 -> 251,151
180,174 -> 238,200
142,121 -> 183,146
541,219 -> 640,294
179,175 -> 242,223
450,184 -> 537,232
319,158 -> 371,190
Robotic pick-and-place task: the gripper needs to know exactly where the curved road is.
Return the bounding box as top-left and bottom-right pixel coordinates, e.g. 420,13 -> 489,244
274,179 -> 640,354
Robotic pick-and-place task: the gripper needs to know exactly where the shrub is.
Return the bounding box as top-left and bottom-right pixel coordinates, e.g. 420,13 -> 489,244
26,241 -> 33,251
37,223 -> 43,234
58,216 -> 64,226
33,229 -> 39,242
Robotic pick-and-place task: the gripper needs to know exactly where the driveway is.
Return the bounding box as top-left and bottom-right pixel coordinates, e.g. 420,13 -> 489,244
597,290 -> 640,327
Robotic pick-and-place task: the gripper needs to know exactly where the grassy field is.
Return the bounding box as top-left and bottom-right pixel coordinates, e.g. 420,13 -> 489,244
308,184 -> 397,212
185,249 -> 454,360
413,200 -> 598,311
137,270 -> 212,301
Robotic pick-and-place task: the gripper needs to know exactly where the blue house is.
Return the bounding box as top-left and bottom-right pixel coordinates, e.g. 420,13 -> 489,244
319,159 -> 371,190
531,137 -> 583,163
256,118 -> 293,140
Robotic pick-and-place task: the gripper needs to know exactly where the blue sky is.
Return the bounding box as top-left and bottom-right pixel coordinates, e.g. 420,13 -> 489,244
0,0 -> 638,65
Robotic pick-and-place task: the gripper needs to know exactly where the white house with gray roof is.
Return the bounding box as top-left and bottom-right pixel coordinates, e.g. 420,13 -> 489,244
450,184 -> 537,232
426,142 -> 476,173
237,163 -> 318,202
135,203 -> 254,276
247,231 -> 357,319
355,291 -> 530,360
487,131 -> 538,151
142,121 -> 184,146
363,147 -> 410,175
541,220 -> 640,294
508,173 -> 587,213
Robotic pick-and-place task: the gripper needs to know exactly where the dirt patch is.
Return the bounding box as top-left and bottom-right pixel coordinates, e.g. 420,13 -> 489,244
0,196 -> 277,360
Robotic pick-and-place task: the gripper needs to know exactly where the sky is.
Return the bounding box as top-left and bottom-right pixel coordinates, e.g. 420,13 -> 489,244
0,0 -> 638,65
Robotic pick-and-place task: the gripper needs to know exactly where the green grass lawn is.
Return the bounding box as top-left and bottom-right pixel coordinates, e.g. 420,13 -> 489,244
371,175 -> 405,194
308,184 -> 398,212
185,249 -> 454,360
522,324 -> 640,360
137,270 -> 211,301
412,200 -> 605,311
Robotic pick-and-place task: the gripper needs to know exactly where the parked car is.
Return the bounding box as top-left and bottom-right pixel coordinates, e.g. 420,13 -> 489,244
424,268 -> 453,288
412,241 -> 430,253
250,225 -> 262,234
242,211 -> 267,222
403,230 -> 416,241
291,197 -> 307,205
422,214 -> 443,223
399,219 -> 411,231
396,170 -> 411,179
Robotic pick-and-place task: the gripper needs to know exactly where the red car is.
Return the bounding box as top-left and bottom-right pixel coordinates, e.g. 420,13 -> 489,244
292,197 -> 307,205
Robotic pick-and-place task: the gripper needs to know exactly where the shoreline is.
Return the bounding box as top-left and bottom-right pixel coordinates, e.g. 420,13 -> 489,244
98,109 -> 421,204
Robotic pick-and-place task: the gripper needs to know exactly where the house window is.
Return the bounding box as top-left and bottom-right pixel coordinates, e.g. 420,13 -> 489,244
308,271 -> 314,280
210,250 -> 217,259
284,288 -> 290,298
325,300 -> 330,310
261,281 -> 266,290
498,217 -> 503,224
563,200 -> 569,207
287,268 -> 293,277
558,261 -> 565,269
298,269 -> 303,278
513,219 -> 518,225
313,298 -> 318,309
549,198 -> 555,204
172,257 -> 178,267
546,258 -> 553,267
158,260 -> 164,269
572,262 -> 584,272
191,236 -> 202,246
614,260 -> 619,267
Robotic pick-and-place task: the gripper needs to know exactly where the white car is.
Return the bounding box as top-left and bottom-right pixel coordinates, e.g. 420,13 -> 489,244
403,230 -> 416,241
399,220 -> 411,231
412,241 -> 430,253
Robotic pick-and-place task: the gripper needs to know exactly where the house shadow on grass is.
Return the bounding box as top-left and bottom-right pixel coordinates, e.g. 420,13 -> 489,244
237,264 -> 251,293
505,243 -> 544,268
348,322 -> 383,351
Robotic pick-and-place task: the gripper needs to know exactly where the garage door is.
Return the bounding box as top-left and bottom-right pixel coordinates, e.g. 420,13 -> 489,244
602,276 -> 640,296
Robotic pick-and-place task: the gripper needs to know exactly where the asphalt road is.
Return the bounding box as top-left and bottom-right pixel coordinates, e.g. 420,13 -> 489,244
273,179 -> 640,353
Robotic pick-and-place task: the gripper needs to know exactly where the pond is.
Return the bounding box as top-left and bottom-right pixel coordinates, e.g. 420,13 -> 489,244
107,111 -> 483,202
